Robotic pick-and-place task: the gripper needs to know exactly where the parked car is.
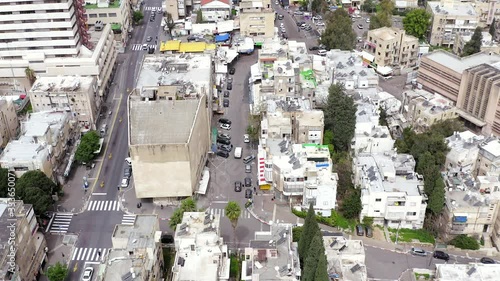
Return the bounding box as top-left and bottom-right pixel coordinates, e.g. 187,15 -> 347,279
223,91 -> 230,97
245,164 -> 252,173
366,18 -> 370,23
296,21 -> 305,26
142,44 -> 148,50
124,167 -> 131,178
480,257 -> 496,264
217,138 -> 231,145
357,24 -> 363,29
243,134 -> 250,143
234,181 -> 242,192
121,178 -> 129,188
245,189 -> 253,198
244,177 -> 252,187
229,68 -> 236,75
223,99 -> 230,107
216,150 -> 229,158
227,77 -> 233,83
309,46 -> 319,51
82,267 -> 94,281
218,118 -> 232,125
243,155 -> 255,164
217,144 -> 233,152
365,226 -> 373,238
433,251 -> 450,261
315,22 -> 325,26
226,83 -> 232,90
125,157 -> 132,166
220,123 -> 231,130
161,234 -> 174,244
411,247 -> 427,257
356,225 -> 364,236
218,133 -> 231,140
278,14 -> 284,20
294,11 -> 304,15
318,50 -> 327,56
304,25 -> 312,31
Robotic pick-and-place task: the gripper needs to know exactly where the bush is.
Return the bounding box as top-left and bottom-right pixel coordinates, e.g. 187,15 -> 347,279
292,226 -> 303,242
449,234 -> 480,250
291,208 -> 353,230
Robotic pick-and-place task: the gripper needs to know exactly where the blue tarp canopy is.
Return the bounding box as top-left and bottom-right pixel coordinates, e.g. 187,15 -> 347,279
215,33 -> 230,42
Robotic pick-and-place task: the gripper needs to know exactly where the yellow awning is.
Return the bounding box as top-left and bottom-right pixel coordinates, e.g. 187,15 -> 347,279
259,184 -> 271,190
179,42 -> 207,53
206,44 -> 216,50
161,40 -> 181,52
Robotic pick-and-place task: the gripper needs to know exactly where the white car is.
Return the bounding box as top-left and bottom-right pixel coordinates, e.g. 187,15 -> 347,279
82,267 -> 93,281
121,178 -> 129,188
280,23 -> 284,28
316,22 -> 325,26
125,157 -> 132,166
220,123 -> 231,130
244,134 -> 250,143
366,18 -> 370,23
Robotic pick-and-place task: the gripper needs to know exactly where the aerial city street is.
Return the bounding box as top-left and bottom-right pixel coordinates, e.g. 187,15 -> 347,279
0,0 -> 500,281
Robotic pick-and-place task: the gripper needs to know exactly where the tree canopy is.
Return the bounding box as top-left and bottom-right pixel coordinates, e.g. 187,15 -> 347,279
320,9 -> 356,51
341,189 -> 362,219
16,170 -> 57,214
361,0 -> 376,13
298,204 -> 320,262
46,262 -> 68,281
169,198 -> 197,230
75,131 -> 100,164
132,11 -> 144,24
0,168 -> 10,198
462,27 -> 483,57
403,9 -> 431,39
225,201 -> 242,230
324,84 -> 357,152
489,18 -> 496,38
311,0 -> 328,14
450,234 -> 480,250
369,0 -> 394,30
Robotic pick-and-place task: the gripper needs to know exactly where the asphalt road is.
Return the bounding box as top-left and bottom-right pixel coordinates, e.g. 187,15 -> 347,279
66,1 -> 164,279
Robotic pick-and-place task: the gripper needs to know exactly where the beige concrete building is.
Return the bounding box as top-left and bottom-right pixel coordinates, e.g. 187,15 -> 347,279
0,199 -> 47,281
85,0 -> 131,45
454,32 -> 500,56
474,0 -> 498,28
239,0 -> 275,43
475,138 -> 500,177
98,215 -> 163,281
0,99 -> 19,148
29,76 -> 98,130
365,27 -> 419,70
427,0 -> 479,47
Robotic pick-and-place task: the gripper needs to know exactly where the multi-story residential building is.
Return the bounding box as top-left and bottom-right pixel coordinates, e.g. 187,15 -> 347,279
241,224 -> 300,281
473,0 -> 498,27
272,60 -> 296,97
323,236 -> 368,281
445,131 -> 484,175
0,99 -> 19,148
475,138 -> 500,177
454,31 -> 500,56
364,27 -> 419,70
0,111 -> 76,181
129,55 -> 212,200
172,212 -> 230,281
200,0 -> 231,22
352,125 -> 394,155
99,214 -> 163,280
355,153 -> 428,229
427,0 -> 479,47
394,0 -> 418,11
0,199 -> 47,281
84,0 -> 131,46
435,263 -> 500,280
29,76 -> 98,130
403,91 -> 457,133
239,0 -> 275,44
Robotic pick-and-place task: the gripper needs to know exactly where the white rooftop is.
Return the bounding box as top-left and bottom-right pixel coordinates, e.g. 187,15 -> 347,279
428,1 -> 477,17
436,263 -> 500,281
481,140 -> 500,158
0,137 -> 49,164
22,111 -> 69,139
425,51 -> 500,74
30,76 -> 94,93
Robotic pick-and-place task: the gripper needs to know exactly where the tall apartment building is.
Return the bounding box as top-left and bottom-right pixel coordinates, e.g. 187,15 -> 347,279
365,27 -> 419,70
239,0 -> 275,45
0,0 -> 88,77
0,199 -> 47,281
427,0 -> 479,47
0,99 -> 19,148
84,0 -> 131,45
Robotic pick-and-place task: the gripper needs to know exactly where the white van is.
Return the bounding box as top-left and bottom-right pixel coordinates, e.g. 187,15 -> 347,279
234,147 -> 242,159
318,50 -> 327,56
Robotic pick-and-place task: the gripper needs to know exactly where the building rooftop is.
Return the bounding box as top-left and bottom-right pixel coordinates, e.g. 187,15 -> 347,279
428,1 -> 477,17
288,41 -> 310,65
136,54 -> 212,95
112,215 -> 158,250
102,249 -> 143,281
267,97 -> 312,113
323,236 -> 367,281
445,171 -> 500,209
424,51 -> 500,74
446,131 -> 483,154
0,137 -> 49,164
369,27 -> 399,41
415,93 -> 455,115
22,111 -> 69,141
129,96 -> 202,145
30,76 -> 95,93
481,139 -> 500,158
436,263 -> 500,281
325,50 -> 378,83
355,102 -> 379,126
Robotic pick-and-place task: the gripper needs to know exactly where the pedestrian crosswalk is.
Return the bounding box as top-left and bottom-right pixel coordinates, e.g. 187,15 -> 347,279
86,200 -> 120,211
48,213 -> 73,234
121,214 -> 136,225
144,6 -> 162,11
207,208 -> 252,219
71,248 -> 109,262
131,44 -> 156,51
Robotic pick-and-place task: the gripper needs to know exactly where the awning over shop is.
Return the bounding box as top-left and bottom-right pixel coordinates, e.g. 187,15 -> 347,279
215,33 -> 230,42
376,65 -> 393,76
179,42 -> 207,53
161,40 -> 181,51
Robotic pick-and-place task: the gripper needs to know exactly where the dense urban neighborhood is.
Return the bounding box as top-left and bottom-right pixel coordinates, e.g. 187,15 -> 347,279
1,0 -> 500,281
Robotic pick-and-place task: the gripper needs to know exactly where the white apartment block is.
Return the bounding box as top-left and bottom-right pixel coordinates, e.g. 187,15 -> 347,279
352,125 -> 394,155
445,131 -> 484,175
323,236 -> 368,281
239,0 -> 275,43
475,138 -> 500,177
29,76 -> 98,130
200,0 -> 231,22
0,99 -> 19,148
355,153 -> 428,229
85,0 -> 131,45
172,212 -> 230,281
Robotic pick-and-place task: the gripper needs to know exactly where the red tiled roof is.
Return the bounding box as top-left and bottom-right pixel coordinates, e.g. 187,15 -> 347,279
201,0 -> 230,6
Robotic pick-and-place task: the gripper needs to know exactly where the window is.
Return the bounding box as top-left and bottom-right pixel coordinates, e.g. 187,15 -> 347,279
108,13 -> 117,17
406,212 -> 416,216
374,210 -> 380,213
375,198 -> 382,202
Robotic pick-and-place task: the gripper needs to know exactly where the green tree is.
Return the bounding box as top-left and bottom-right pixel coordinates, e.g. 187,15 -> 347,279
320,8 -> 356,50
46,262 -> 68,281
428,177 -> 445,215
169,197 -> 197,230
292,226 -> 303,242
361,0 -> 376,13
132,11 -> 144,24
246,125 -> 259,143
341,189 -> 362,219
225,201 -> 242,244
370,0 -> 394,29
490,18 -> 496,38
402,9 -> 431,39
166,12 -> 176,36
314,254 -> 330,281
450,234 -> 480,250
362,216 -> 374,227
75,131 -> 101,164
323,130 -> 335,156
25,67 -> 36,85
462,27 -> 483,57
196,9 -> 203,23
298,203 -> 320,264
334,155 -> 354,199
302,235 -> 325,281
379,106 -> 388,126
430,119 -> 465,138
16,170 -> 58,214
324,83 -> 357,152
311,0 -> 328,14
0,168 -> 10,198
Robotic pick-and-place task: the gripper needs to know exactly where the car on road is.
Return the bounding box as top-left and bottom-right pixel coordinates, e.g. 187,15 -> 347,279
160,234 -> 174,244
357,24 -> 363,29
294,11 -> 304,15
216,150 -> 229,158
223,98 -> 230,107
411,247 -> 427,257
218,144 -> 233,152
150,17 -> 155,22
318,50 -> 327,56
296,21 -> 305,26
121,178 -> 129,188
229,67 -> 235,75
433,251 -> 450,261
226,83 -> 232,90
357,36 -> 363,43
309,46 -> 320,51
244,177 -> 252,187
245,164 -> 252,173
142,44 -> 148,50
157,9 -> 163,14
356,225 -> 364,236
82,267 -> 93,281
245,189 -> 253,198
234,181 -> 242,192
227,77 -> 233,83
315,22 -> 325,26
480,257 -> 496,264
304,25 -> 312,31
365,226 -> 373,238
125,157 -> 132,166
280,23 -> 284,28
366,18 -> 370,23
146,36 -> 152,42
217,138 -> 231,145
312,16 -> 322,21
244,134 -> 250,143
220,123 -> 231,130
278,14 -> 284,20
124,167 -> 132,178
243,155 -> 255,164
280,27 -> 286,33
218,133 -> 231,140
218,118 -> 232,125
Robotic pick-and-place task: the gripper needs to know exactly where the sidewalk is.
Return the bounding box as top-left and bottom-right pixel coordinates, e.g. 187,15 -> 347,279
39,234 -> 78,281
56,164 -> 96,213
